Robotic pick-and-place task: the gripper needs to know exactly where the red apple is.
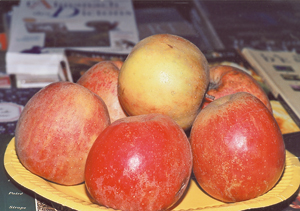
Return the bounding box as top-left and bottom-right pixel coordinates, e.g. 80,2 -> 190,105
202,65 -> 272,112
190,92 -> 285,202
85,113 -> 193,211
15,81 -> 110,185
77,61 -> 127,123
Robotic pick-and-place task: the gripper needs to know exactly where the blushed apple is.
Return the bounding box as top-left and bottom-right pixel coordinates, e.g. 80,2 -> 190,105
15,81 -> 110,185
85,113 -> 193,211
77,61 -> 127,123
118,34 -> 209,131
202,65 -> 272,112
190,92 -> 285,202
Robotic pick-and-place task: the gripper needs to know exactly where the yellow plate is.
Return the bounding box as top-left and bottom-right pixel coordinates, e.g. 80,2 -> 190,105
4,137 -> 300,211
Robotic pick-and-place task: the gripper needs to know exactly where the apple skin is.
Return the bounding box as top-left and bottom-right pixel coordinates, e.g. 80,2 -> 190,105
118,34 -> 209,131
15,81 -> 110,185
111,60 -> 123,69
190,92 -> 285,202
85,113 -> 193,211
202,65 -> 272,112
77,61 -> 127,123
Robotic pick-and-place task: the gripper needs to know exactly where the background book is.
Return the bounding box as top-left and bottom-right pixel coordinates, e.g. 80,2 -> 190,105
5,0 -> 139,88
242,48 -> 300,129
64,49 -> 127,82
0,134 -> 37,211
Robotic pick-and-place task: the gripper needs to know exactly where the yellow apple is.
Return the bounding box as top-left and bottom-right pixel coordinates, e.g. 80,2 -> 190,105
118,34 -> 209,130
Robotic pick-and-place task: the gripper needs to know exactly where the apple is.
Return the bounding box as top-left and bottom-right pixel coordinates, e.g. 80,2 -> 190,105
202,65 -> 272,112
85,113 -> 193,211
15,81 -> 110,185
118,34 -> 210,131
77,61 -> 127,123
111,60 -> 123,69
190,92 -> 285,202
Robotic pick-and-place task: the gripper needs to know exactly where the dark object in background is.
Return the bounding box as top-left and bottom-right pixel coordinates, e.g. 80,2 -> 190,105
284,131 -> 300,159
0,87 -> 40,135
200,0 -> 300,52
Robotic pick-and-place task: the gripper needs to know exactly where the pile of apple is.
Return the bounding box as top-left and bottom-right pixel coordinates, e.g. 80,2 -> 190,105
14,34 -> 285,211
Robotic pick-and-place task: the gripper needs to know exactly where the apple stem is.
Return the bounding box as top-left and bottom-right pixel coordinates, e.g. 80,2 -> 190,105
205,93 -> 215,102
